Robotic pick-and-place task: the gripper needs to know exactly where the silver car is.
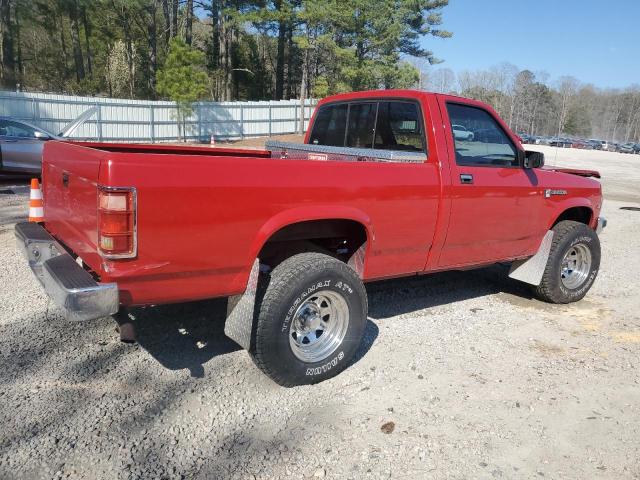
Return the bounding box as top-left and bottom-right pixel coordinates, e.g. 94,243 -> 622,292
0,107 -> 97,174
452,124 -> 474,141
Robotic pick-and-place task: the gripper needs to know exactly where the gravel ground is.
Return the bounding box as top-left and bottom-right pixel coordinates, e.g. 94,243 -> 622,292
0,146 -> 639,480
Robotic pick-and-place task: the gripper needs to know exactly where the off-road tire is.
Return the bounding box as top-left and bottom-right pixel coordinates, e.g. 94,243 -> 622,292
534,220 -> 600,303
251,253 -> 367,387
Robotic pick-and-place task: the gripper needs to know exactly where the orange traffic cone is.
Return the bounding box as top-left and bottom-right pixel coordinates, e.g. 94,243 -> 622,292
28,178 -> 44,222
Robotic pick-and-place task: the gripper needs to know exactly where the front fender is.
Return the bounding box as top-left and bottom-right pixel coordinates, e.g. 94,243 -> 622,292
545,197 -> 597,230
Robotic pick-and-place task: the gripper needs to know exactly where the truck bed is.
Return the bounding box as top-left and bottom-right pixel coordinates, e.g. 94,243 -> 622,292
42,140 -> 443,306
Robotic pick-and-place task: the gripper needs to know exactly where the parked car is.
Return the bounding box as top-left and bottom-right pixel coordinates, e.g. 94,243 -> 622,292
549,137 -> 573,148
16,89 -> 605,387
517,132 -> 534,144
610,142 -> 624,152
452,124 -> 474,141
0,107 -> 96,174
571,140 -> 590,149
586,139 -> 603,150
473,128 -> 506,143
634,143 -> 640,154
618,143 -> 635,154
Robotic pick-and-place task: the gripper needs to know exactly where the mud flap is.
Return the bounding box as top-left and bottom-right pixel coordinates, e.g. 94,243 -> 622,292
508,230 -> 554,286
347,241 -> 367,278
224,259 -> 259,350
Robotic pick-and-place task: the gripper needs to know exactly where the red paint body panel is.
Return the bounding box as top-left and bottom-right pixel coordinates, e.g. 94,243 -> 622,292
40,90 -> 603,308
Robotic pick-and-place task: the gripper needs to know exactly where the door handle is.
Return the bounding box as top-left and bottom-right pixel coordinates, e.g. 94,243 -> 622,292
460,173 -> 474,184
62,172 -> 69,187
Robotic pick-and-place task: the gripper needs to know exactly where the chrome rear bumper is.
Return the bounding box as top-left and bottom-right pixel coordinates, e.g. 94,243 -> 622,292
15,222 -> 119,321
596,216 -> 607,234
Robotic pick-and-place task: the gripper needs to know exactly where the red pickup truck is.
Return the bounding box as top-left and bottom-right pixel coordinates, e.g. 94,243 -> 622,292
15,90 -> 606,386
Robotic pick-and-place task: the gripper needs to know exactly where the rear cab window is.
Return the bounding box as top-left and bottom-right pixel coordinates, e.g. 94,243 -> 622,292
309,100 -> 426,154
445,103 -> 518,167
308,104 -> 348,146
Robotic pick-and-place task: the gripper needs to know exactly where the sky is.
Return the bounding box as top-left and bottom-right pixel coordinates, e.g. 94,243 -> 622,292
421,0 -> 640,89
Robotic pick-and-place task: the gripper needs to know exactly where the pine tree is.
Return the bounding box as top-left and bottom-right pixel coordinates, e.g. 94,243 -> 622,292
157,38 -> 208,140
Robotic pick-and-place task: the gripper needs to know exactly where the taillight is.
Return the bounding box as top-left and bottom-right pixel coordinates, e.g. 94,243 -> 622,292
98,187 -> 137,258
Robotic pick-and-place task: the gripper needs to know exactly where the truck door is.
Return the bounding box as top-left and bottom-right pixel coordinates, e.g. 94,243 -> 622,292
436,99 -> 544,267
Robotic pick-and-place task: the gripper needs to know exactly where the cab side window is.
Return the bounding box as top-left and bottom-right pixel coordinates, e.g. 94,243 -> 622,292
375,102 -> 424,152
0,120 -> 38,138
446,103 -> 518,167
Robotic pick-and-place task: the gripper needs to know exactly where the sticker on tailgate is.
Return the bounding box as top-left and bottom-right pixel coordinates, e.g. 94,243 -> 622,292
308,153 -> 328,161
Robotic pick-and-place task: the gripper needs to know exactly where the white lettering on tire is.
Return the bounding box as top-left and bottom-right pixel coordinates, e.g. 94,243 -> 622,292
281,280 -> 332,332
305,351 -> 345,376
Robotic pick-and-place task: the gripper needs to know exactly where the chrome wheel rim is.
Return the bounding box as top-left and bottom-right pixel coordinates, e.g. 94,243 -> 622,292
289,290 -> 349,363
560,243 -> 592,289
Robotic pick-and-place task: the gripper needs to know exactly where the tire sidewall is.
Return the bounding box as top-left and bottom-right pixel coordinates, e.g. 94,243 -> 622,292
261,265 -> 366,385
550,226 -> 600,302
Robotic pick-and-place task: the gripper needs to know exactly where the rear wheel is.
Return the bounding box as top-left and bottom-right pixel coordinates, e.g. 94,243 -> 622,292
534,220 -> 600,303
251,252 -> 367,387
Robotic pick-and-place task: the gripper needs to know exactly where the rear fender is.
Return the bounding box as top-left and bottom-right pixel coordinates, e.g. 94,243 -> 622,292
232,206 -> 374,291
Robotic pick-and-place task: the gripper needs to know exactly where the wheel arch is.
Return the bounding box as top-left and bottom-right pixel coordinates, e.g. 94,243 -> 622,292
238,206 -> 374,287
548,202 -> 595,230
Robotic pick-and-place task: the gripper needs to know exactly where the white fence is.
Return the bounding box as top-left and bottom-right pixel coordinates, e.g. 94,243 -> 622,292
0,91 -> 318,143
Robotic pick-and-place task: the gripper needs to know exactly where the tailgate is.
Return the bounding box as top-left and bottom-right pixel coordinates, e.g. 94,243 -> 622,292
42,141 -> 104,273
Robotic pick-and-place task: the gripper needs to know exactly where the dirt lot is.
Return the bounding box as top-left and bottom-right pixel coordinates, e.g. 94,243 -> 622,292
0,144 -> 639,480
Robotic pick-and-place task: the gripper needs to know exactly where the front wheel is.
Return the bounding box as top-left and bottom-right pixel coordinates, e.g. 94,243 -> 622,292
251,252 -> 367,387
534,220 -> 601,303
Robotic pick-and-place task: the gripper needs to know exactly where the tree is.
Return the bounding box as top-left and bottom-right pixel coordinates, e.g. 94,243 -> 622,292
0,0 -> 15,89
428,67 -> 455,93
106,39 -> 135,97
1,0 -> 455,103
66,0 -> 86,82
556,76 -> 578,137
157,38 -> 208,140
185,0 -> 193,45
336,0 -> 452,91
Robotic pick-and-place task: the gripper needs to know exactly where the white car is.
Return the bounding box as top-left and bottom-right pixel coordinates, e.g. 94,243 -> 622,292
452,124 -> 474,141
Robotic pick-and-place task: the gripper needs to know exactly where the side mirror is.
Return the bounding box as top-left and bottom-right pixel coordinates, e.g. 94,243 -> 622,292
34,131 -> 51,140
523,150 -> 544,169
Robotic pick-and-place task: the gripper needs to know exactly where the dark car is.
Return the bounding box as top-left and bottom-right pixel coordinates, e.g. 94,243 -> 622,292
517,132 -> 535,144
473,128 -> 506,144
618,143 -> 635,154
586,139 -> 603,150
549,137 -> 573,148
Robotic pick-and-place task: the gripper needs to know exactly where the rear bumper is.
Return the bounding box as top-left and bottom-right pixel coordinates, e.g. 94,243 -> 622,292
15,222 -> 119,321
596,216 -> 607,234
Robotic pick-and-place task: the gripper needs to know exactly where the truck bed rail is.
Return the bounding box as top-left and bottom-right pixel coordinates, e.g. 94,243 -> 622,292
265,140 -> 427,163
